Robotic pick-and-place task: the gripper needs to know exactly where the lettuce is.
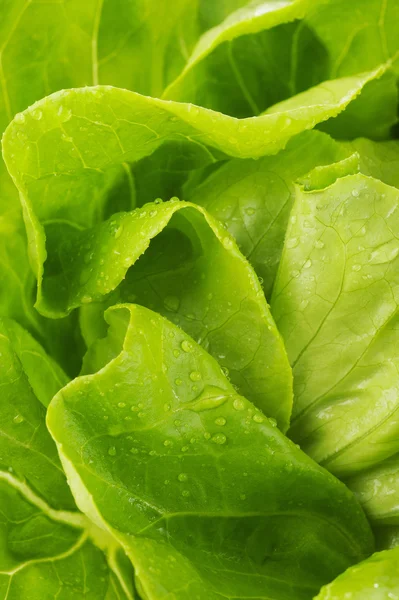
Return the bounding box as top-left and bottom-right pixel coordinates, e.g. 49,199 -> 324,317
1,1 -> 399,598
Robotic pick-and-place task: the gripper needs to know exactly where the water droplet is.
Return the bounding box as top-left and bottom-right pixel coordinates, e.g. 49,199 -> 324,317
252,413 -> 264,423
181,490 -> 190,497
181,340 -> 194,353
189,371 -> 201,381
240,494 -> 247,500
114,224 -> 123,239
138,412 -> 145,418
131,405 -> 138,412
149,450 -> 156,456
204,432 -> 211,440
181,446 -> 189,452
13,414 -> 24,424
164,440 -> 173,447
108,447 -> 117,456
117,402 -> 126,408
315,240 -> 324,249
233,398 -> 245,411
174,419 -> 182,427
303,259 -> 312,269
173,349 -> 180,358
352,264 -> 361,272
286,237 -> 299,249
215,417 -> 226,426
351,189 -> 359,197
164,403 -> 171,412
81,295 -> 93,304
164,295 -> 180,312
290,215 -> 297,225
31,109 -> 43,121
221,366 -> 229,378
174,378 -> 182,386
223,236 -> 234,249
245,207 -> 255,216
268,417 -> 277,427
14,112 -> 26,124
130,447 -> 139,454
212,433 -> 227,445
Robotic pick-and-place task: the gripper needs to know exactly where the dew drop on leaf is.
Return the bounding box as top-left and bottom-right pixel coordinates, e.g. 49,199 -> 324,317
181,340 -> 194,353
212,433 -> 227,445
252,414 -> 264,423
189,371 -> 201,381
233,398 -> 245,411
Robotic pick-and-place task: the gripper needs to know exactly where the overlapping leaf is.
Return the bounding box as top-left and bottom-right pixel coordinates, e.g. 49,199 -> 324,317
47,304 -> 373,600
0,318 -> 134,599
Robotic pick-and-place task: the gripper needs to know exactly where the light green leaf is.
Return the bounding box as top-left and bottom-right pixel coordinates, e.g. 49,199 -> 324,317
47,303 -> 373,600
53,197 -> 293,430
185,130 -> 349,296
164,0 -> 399,136
164,0 -> 321,116
271,174 -> 399,478
0,65 -> 384,313
347,455 -> 399,525
314,547 -> 399,600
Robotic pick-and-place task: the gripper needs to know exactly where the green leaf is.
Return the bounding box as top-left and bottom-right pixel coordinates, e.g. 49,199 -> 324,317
164,0 -> 399,136
344,138 -> 399,189
347,455 -> 399,525
185,130 -> 349,296
271,174 -> 399,478
163,0 -> 322,116
0,64 -> 384,310
314,547 -> 399,600
0,317 -> 135,598
0,318 -> 72,507
51,197 -> 293,430
47,303 -> 373,600
5,74 -> 380,430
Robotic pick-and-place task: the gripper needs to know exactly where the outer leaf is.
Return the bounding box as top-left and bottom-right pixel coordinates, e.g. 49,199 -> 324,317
271,174 -> 399,478
47,303 -> 373,600
0,318 -> 72,507
0,317 -> 135,599
314,547 -> 399,600
185,130 -> 349,296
